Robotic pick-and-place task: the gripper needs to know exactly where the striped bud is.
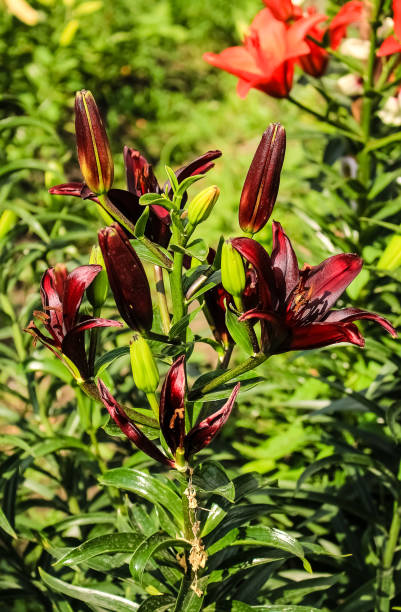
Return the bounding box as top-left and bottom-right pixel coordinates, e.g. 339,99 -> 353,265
187,185 -> 220,226
221,240 -> 246,301
75,90 -> 114,195
130,334 -> 159,394
239,123 -> 286,234
87,246 -> 108,308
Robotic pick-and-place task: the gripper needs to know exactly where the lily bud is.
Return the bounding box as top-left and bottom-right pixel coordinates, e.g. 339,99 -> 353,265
87,246 -> 108,309
187,185 -> 220,227
239,123 -> 286,235
221,240 -> 246,304
98,223 -> 153,332
130,334 -> 159,394
75,90 -> 114,195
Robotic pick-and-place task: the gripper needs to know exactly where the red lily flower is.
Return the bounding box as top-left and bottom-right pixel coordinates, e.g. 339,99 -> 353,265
263,0 -> 364,77
230,222 -> 396,353
203,248 -> 233,349
97,356 -> 240,468
203,8 -> 326,98
378,1 -> 401,56
25,264 -> 122,378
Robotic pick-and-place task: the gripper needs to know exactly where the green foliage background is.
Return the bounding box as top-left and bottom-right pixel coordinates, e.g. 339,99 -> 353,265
1,0 -> 401,610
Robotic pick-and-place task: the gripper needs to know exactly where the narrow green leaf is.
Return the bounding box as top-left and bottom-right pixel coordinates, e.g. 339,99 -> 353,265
165,166 -> 179,193
168,305 -> 202,339
131,241 -> 172,269
139,193 -> 170,207
130,532 -> 189,584
39,569 -> 139,611
0,507 -> 17,538
94,346 -> 130,375
99,469 -> 183,529
174,174 -> 203,200
137,595 -> 175,611
232,525 -> 308,568
193,461 -> 235,502
134,207 -> 150,239
54,532 -> 144,567
225,309 -> 253,355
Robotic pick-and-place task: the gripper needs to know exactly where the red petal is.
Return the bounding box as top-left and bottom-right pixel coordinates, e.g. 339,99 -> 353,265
174,150 -> 222,182
123,147 -> 160,196
48,182 -> 99,202
184,383 -> 240,458
377,35 -> 401,57
159,355 -> 187,456
300,253 -> 363,320
97,379 -> 174,467
69,318 -> 123,334
290,321 -> 364,351
62,265 -> 102,332
323,308 -> 397,337
271,221 -> 299,302
40,269 -> 64,344
329,0 -> 364,49
231,237 -> 276,309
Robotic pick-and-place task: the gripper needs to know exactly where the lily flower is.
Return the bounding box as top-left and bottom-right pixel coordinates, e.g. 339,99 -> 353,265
203,8 -> 326,98
25,264 -> 122,379
377,1 -> 401,56
97,355 -> 240,469
229,222 -> 396,353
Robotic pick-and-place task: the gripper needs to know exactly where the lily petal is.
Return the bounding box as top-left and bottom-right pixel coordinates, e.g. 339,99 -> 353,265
48,182 -> 99,202
62,265 -> 102,332
69,318 -> 123,334
271,221 -> 299,302
289,321 -> 364,351
159,355 -> 187,456
323,308 -> 397,337
40,269 -> 64,344
231,237 -> 276,309
184,383 -> 240,459
299,253 -> 363,321
97,379 -> 174,467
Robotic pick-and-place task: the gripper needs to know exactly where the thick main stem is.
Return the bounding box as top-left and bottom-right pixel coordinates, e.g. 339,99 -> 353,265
358,0 -> 384,202
154,265 -> 171,334
88,306 -> 101,376
376,461 -> 401,612
169,225 -> 187,339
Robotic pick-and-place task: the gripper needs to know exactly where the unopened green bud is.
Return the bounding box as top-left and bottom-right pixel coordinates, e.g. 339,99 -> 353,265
0,210 -> 17,239
87,246 -> 108,308
130,334 -> 159,394
221,240 -> 246,301
187,185 -> 220,226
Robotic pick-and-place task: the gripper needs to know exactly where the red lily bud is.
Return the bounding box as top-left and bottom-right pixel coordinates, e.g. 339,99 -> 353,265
239,123 -> 286,234
75,90 -> 114,195
98,223 -> 153,332
159,355 -> 186,457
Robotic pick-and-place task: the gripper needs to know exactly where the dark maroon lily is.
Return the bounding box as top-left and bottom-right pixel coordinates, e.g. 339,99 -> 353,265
98,223 -> 153,332
239,123 -> 286,235
230,222 -> 396,353
203,249 -> 233,349
97,356 -> 240,468
25,264 -> 122,379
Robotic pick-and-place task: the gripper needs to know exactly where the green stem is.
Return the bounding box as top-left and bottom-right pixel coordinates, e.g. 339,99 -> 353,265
199,353 -> 268,396
98,193 -> 172,269
358,0 -> 384,196
287,95 -> 359,140
88,306 -> 101,376
154,265 -> 171,334
146,392 -> 160,422
376,460 -> 401,611
169,226 -> 186,334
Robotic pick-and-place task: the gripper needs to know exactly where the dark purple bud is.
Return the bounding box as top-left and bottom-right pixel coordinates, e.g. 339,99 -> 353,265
75,90 -> 114,195
98,223 -> 153,331
184,383 -> 240,459
97,379 -> 174,467
159,355 -> 186,456
239,123 -> 286,234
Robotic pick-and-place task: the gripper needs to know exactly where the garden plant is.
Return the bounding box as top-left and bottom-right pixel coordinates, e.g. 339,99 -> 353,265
2,0 -> 401,611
